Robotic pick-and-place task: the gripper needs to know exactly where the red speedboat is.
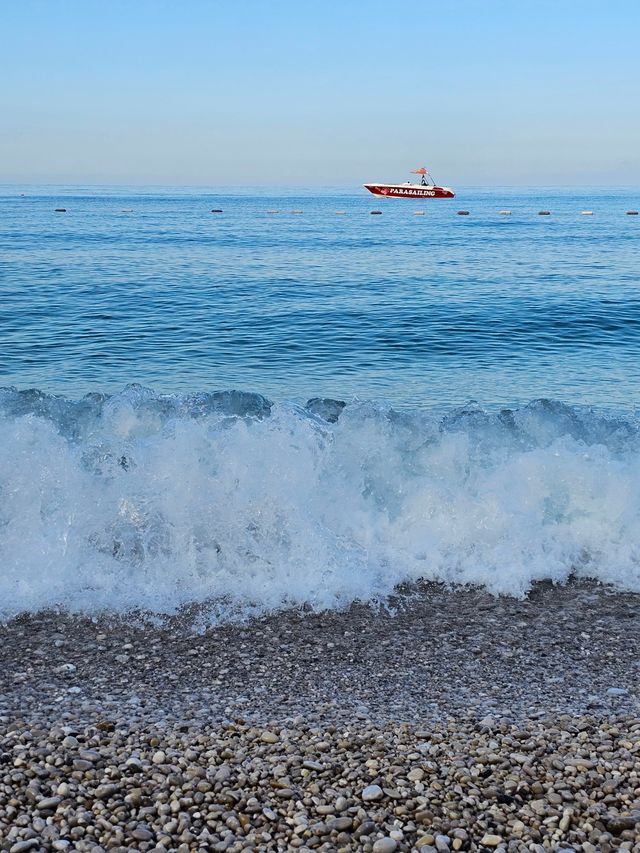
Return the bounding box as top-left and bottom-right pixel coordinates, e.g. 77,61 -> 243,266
364,167 -> 455,199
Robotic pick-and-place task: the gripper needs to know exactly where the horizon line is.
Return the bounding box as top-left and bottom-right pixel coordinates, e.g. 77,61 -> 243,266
2,182 -> 640,190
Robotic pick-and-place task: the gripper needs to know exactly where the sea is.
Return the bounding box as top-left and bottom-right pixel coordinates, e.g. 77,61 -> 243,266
1,185 -> 640,619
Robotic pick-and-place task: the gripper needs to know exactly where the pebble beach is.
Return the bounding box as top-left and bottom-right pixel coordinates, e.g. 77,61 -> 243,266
1,582 -> 639,852
4,4 -> 640,848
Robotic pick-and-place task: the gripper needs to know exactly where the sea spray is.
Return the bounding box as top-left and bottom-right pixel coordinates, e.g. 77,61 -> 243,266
1,385 -> 640,620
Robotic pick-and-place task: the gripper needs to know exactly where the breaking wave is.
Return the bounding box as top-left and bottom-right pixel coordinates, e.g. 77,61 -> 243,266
1,384 -> 640,620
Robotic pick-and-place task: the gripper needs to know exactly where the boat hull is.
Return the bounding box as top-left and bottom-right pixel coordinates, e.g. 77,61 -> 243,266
364,183 -> 455,199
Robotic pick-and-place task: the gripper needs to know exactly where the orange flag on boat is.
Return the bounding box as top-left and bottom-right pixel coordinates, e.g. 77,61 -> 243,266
411,168 -> 428,175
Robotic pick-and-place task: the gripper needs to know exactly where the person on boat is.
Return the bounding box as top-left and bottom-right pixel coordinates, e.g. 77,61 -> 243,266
421,175 -> 428,186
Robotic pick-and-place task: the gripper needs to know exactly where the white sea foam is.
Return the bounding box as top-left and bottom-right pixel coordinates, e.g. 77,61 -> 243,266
1,385 -> 639,620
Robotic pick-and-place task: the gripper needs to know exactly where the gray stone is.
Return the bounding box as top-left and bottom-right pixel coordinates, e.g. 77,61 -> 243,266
132,827 -> 153,841
328,816 -> 352,832
372,839 -> 398,853
36,796 -> 61,811
94,784 -> 118,800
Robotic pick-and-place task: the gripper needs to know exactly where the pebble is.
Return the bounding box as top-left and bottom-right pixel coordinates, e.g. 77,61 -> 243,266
479,835 -> 503,847
329,816 -> 352,831
605,811 -> 640,833
334,795 -> 348,811
95,783 -> 118,800
78,747 -> 99,761
132,827 -> 153,841
372,839 -> 398,853
1,711 -> 639,852
260,730 -> 279,743
361,784 -> 384,801
559,808 -> 573,831
36,796 -> 61,811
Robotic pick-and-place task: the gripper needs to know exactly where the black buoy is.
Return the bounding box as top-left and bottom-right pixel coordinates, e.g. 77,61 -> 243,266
211,209 -> 223,213
457,210 -> 470,216
538,210 -> 551,215
626,210 -> 639,215
370,210 -> 383,215
54,208 -> 67,212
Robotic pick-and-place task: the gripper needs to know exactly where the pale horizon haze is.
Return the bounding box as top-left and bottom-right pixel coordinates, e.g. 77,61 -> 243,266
1,0 -> 639,187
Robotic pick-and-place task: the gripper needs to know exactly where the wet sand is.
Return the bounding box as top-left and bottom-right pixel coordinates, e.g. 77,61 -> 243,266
1,581 -> 639,851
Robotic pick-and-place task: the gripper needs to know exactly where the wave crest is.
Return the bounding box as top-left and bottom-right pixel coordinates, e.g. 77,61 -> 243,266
1,385 -> 639,619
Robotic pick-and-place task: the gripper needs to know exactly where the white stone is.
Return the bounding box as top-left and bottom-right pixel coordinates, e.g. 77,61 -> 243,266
361,784 -> 384,802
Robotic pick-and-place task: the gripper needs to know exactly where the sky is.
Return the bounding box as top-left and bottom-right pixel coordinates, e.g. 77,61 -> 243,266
1,0 -> 639,186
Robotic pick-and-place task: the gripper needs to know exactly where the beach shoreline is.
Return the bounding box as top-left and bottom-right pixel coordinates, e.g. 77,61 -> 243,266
0,583 -> 640,853
1,581 -> 639,851
2,580 -> 638,726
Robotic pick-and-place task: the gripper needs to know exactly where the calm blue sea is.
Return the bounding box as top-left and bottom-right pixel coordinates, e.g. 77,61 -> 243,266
2,186 -> 639,408
2,186 -> 640,618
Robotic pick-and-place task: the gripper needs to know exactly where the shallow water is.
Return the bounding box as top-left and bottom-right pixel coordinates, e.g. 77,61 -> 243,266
2,186 -> 640,617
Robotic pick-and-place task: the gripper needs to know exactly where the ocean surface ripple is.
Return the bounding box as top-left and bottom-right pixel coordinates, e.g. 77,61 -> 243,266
1,384 -> 640,619
1,186 -> 640,407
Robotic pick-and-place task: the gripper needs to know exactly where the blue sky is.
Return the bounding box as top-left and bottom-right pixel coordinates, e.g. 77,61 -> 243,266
1,0 -> 639,185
